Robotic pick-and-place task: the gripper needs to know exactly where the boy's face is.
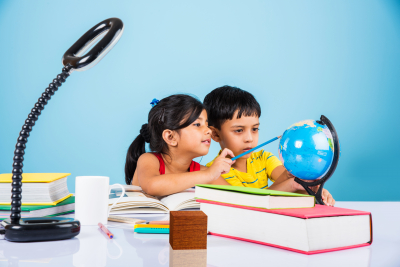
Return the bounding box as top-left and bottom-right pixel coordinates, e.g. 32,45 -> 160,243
211,110 -> 259,159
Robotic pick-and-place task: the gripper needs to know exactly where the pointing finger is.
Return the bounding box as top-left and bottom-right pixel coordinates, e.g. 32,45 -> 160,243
220,148 -> 236,159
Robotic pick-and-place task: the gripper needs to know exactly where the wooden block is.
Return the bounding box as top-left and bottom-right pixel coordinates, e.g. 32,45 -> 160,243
169,211 -> 207,250
169,245 -> 207,267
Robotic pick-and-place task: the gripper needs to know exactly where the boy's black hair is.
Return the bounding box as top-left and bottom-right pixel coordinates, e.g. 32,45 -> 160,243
203,85 -> 261,129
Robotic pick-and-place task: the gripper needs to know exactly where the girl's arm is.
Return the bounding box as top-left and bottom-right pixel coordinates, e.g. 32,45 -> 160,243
200,165 -> 230,185
137,149 -> 234,196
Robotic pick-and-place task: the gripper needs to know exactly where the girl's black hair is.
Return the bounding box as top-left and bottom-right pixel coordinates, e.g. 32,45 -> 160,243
124,94 -> 204,185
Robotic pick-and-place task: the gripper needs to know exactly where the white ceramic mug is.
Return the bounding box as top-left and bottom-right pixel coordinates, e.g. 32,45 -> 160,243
75,176 -> 125,226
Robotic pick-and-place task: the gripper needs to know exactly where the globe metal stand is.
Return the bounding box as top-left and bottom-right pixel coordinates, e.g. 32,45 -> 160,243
294,115 -> 340,205
2,18 -> 124,242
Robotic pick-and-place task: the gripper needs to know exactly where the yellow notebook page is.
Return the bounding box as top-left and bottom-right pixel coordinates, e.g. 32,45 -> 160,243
0,173 -> 70,183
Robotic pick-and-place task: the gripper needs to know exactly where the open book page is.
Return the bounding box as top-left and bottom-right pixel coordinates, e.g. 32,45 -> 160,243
108,186 -> 199,213
159,191 -> 200,211
109,190 -> 169,214
121,185 -> 142,192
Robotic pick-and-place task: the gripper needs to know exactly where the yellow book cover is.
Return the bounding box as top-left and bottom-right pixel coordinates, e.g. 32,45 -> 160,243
0,173 -> 70,183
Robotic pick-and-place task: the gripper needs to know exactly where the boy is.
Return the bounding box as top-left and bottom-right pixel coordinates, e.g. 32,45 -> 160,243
204,85 -> 335,206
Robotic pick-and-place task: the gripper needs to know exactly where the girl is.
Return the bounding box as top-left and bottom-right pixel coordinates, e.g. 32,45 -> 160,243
125,94 -> 234,196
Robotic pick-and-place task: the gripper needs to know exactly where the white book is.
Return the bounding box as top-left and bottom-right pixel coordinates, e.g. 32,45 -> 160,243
200,201 -> 372,254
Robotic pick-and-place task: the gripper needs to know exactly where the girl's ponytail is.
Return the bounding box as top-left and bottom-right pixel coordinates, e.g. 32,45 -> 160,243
124,124 -> 151,185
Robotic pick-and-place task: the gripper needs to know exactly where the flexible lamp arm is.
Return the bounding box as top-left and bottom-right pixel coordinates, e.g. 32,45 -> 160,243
10,18 -> 124,224
10,67 -> 71,224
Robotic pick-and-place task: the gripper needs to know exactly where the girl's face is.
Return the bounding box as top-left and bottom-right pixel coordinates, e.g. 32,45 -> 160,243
177,109 -> 211,157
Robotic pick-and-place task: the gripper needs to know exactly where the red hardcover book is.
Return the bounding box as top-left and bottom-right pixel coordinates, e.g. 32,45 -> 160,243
197,199 -> 373,255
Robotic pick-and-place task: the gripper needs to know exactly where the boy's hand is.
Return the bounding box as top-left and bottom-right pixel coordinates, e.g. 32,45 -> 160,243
207,148 -> 235,182
321,188 -> 335,206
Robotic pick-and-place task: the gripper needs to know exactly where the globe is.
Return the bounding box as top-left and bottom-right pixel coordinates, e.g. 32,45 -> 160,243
278,120 -> 335,180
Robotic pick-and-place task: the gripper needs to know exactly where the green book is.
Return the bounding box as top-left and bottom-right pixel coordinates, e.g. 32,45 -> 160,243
195,185 -> 315,210
0,196 -> 75,219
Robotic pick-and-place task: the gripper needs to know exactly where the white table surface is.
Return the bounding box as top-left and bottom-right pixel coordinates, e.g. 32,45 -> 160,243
0,202 -> 399,267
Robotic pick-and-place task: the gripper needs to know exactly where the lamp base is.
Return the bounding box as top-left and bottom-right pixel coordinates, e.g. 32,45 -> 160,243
2,217 -> 80,242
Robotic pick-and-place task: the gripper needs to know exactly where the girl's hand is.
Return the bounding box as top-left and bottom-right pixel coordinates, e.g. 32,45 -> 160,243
207,148 -> 235,182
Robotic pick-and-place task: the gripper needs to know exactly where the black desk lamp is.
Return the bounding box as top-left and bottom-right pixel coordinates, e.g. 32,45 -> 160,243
2,18 -> 124,242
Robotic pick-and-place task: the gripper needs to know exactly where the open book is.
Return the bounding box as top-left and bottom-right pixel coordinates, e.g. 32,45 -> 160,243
108,185 -> 199,214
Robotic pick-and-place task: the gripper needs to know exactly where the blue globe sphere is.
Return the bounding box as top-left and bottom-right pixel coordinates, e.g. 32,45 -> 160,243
278,120 -> 335,180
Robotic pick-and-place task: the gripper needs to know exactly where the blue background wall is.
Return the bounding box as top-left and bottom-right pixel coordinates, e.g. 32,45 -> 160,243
0,1 -> 399,200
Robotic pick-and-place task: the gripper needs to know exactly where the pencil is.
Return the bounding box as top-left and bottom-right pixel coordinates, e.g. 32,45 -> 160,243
98,222 -> 114,239
231,136 -> 281,161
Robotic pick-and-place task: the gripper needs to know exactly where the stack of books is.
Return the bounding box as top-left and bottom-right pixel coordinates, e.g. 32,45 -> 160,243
0,173 -> 75,219
195,184 -> 373,255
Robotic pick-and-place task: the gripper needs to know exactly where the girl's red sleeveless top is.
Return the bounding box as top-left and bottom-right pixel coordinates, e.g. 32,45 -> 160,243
152,153 -> 200,174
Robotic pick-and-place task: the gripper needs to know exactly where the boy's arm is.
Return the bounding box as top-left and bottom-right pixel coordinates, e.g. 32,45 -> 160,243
269,166 -> 288,185
268,166 -> 300,191
268,167 -> 297,192
270,166 -> 314,194
269,166 -> 335,206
